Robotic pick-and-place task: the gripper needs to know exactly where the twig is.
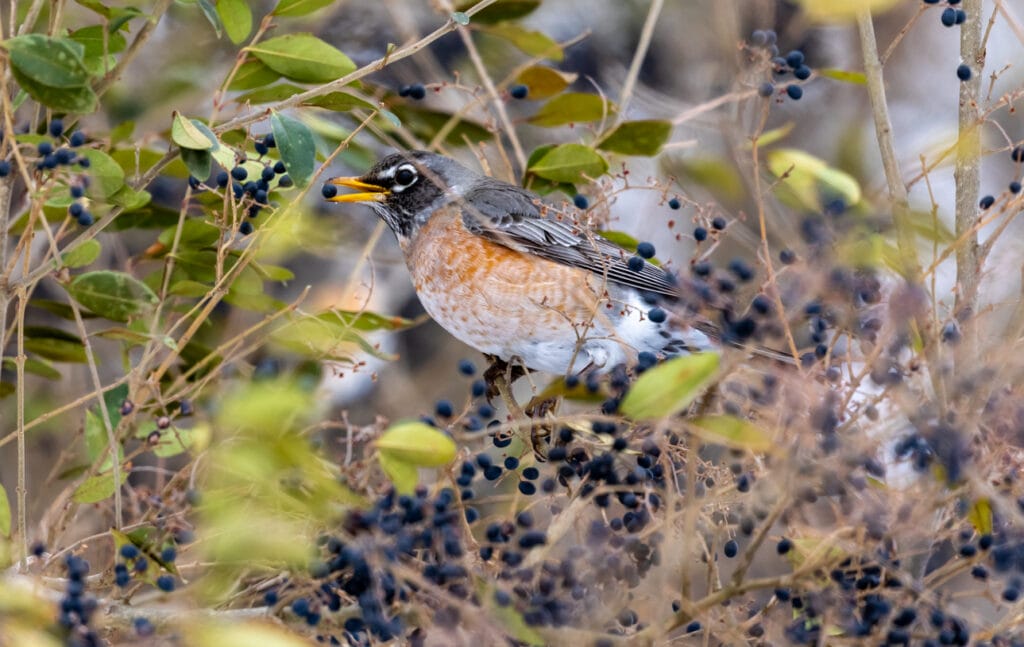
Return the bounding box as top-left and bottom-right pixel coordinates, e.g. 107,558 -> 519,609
93,0 -> 175,98
855,7 -> 922,281
617,0 -> 664,119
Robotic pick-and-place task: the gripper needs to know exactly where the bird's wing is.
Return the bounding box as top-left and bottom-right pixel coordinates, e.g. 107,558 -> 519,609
459,182 -> 679,297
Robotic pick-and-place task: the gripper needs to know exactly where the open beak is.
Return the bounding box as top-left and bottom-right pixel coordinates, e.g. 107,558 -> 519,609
325,177 -> 389,203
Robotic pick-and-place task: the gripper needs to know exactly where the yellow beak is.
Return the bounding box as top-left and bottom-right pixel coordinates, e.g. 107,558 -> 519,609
325,177 -> 389,203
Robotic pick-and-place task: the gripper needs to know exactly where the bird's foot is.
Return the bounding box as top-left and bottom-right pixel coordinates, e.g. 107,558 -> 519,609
483,355 -> 526,403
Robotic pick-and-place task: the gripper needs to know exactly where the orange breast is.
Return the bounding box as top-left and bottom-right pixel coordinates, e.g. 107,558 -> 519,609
402,204 -> 609,360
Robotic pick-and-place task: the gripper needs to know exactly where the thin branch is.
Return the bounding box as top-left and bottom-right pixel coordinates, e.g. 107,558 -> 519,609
617,0 -> 664,119
92,0 -> 175,98
855,8 -> 922,281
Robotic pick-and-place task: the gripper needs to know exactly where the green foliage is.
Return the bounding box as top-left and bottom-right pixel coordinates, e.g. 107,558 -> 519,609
270,111 -> 316,187
247,33 -> 356,83
620,353 -> 719,420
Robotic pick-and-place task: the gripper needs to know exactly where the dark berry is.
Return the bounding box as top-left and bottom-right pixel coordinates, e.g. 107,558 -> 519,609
0,160 -> 9,177
979,195 -> 995,209
648,307 -> 667,323
522,467 -> 539,480
758,82 -> 775,97
1013,146 -> 1024,163
685,621 -> 701,633
954,9 -> 966,23
518,481 -> 537,495
627,256 -> 645,272
776,537 -> 793,554
786,84 -> 803,100
779,248 -> 796,264
636,241 -> 655,258
785,50 -> 805,68
263,134 -> 275,148
956,64 -> 972,81
724,539 -> 738,558
711,216 -> 727,230
231,166 -> 247,181
668,197 -> 681,209
77,211 -> 94,226
160,547 -> 177,563
120,544 -> 140,559
37,141 -> 53,156
156,575 -> 175,592
794,65 -> 811,80
273,160 -> 286,174
435,400 -> 454,418
322,184 -> 338,199
510,84 -> 528,99
77,156 -> 90,168
408,83 -> 427,100
278,175 -> 293,187
504,456 -> 519,470
573,194 -> 588,209
458,359 -> 476,376
261,166 -> 276,182
941,8 -> 957,26
214,171 -> 229,188
69,131 -> 86,147
254,141 -> 268,156
69,202 -> 84,217
693,226 -> 708,241
239,221 -> 254,235
1010,181 -> 1022,194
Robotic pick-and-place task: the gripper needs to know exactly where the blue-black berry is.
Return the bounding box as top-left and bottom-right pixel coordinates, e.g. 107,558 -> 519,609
786,84 -> 803,100
1012,146 -> 1024,163
435,400 -> 454,418
49,119 -> 64,137
668,197 -> 681,209
0,160 -> 9,177
785,50 -> 805,68
322,184 -> 338,199
38,141 -> 53,156
69,131 -> 86,147
458,359 -> 476,376
1010,181 -> 1022,194
263,134 -> 275,148
711,216 -> 727,230
627,256 -> 645,272
408,83 -> 427,100
648,307 -> 667,323
636,241 -> 655,258
779,248 -> 796,264
956,64 -> 972,81
724,539 -> 738,558
510,84 -> 528,99
156,575 -> 175,592
231,166 -> 247,181
239,221 -> 254,235
941,8 -> 957,26
793,65 -> 811,80
278,175 -> 293,187
573,194 -> 588,209
758,82 -> 775,97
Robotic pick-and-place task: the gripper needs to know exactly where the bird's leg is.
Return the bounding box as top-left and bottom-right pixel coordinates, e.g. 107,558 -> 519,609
483,355 -> 526,403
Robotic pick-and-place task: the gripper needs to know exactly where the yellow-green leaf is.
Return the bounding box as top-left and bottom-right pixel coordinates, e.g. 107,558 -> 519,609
81,149 -> 125,198
515,66 -> 577,100
270,111 -> 315,187
620,352 -> 719,419
171,111 -> 216,150
376,421 -> 457,467
228,59 -> 280,90
216,0 -> 252,44
61,239 -> 101,268
0,484 -> 10,536
454,0 -> 539,24
273,0 -> 335,17
766,148 -> 862,212
795,0 -> 902,23
186,620 -> 319,647
248,33 -> 356,84
72,471 -> 127,504
968,498 -> 993,535
817,68 -> 867,85
482,24 -> 562,61
528,143 -> 608,183
378,452 -> 419,495
690,415 -> 773,452
3,35 -> 91,88
597,119 -> 672,156
529,93 -> 612,127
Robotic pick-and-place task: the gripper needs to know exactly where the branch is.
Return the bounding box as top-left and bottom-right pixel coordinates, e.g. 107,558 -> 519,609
617,0 -> 664,119
856,8 -> 922,281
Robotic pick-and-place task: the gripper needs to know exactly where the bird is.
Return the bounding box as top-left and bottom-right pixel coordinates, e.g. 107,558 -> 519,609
325,150 -> 720,377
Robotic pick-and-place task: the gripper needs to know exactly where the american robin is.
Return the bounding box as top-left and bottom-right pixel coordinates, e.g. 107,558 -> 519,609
326,150 -> 719,376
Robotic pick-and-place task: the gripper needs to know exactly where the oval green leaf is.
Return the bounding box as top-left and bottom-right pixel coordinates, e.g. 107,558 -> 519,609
10,70 -> 98,113
455,0 -> 539,24
378,452 -> 419,495
270,111 -> 316,187
689,415 -> 773,452
24,326 -> 87,363
68,270 -> 159,322
248,33 -> 356,83
72,470 -> 127,504
171,112 -> 216,150
482,24 -> 562,61
528,93 -> 612,127
181,148 -> 212,181
273,0 -> 335,17
767,148 -> 862,211
216,0 -> 252,44
228,59 -> 281,90
376,421 -> 457,467
598,120 -> 672,156
620,352 -> 719,420
62,239 -> 101,268
81,149 -> 125,198
4,35 -> 91,88
528,144 -> 608,184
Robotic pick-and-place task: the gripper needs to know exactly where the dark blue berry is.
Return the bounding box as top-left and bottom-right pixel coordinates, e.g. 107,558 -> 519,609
38,141 -> 53,156
322,184 -> 338,199
711,216 -> 727,230
794,65 -> 811,80
510,84 -> 528,99
408,83 -> 426,100
777,537 -> 792,554
668,197 -> 681,209
160,547 -> 177,563
0,160 -> 9,177
292,597 -> 310,616
120,544 -> 140,559
69,131 -> 86,147
435,400 -> 454,418
69,202 -> 84,217
627,256 -> 645,272
231,166 -> 247,181
156,575 -> 175,592
261,166 -> 276,182
215,171 -> 229,188
648,307 -> 667,323
77,211 -> 94,226
1010,181 -> 1022,194
504,456 -> 519,470
786,84 -> 803,100
573,194 -> 588,209
77,156 -> 90,168
254,141 -> 268,156
239,221 -> 254,235
941,7 -> 957,26
979,195 -> 994,209
685,621 -> 701,633
273,160 -> 286,174
518,481 -> 536,495
724,539 -> 738,558
263,134 -> 275,148
758,82 -> 775,97
779,248 -> 796,264
48,120 -> 64,137
956,64 -> 972,81
522,467 -> 539,480
693,226 -> 708,241
1013,146 -> 1024,163
636,241 -> 655,258
278,175 -> 293,187
955,9 -> 966,23
458,359 -> 476,376
484,465 -> 502,481
785,50 -> 805,68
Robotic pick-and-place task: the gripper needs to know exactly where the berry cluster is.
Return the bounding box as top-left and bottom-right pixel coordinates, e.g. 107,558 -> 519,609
398,83 -> 427,100
747,30 -> 809,101
59,554 -> 100,647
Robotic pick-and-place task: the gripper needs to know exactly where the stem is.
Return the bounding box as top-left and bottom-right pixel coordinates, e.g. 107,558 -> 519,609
93,0 -> 175,98
617,0 -> 664,119
856,8 -> 922,281
14,286 -> 28,566
953,0 -> 984,342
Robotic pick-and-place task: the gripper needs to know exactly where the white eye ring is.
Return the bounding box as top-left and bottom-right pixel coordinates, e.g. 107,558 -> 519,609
394,164 -> 417,188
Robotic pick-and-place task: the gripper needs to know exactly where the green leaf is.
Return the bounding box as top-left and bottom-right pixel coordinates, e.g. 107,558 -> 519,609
109,185 -> 152,211
0,484 -> 9,536
455,0 -> 539,24
68,270 -> 159,322
817,68 -> 867,85
171,112 -> 216,150
3,35 -> 91,88
85,409 -> 122,470
270,310 -> 407,362
197,0 -> 223,38
3,357 -> 62,380
689,415 -> 773,452
273,0 -> 335,17
151,427 -> 193,458
378,452 -> 419,495
528,93 -> 612,127
248,33 -> 356,84
169,280 -> 213,297
968,498 -> 993,535
597,120 -> 672,156
24,326 -> 87,363
62,239 -> 102,268
234,83 -> 305,105
81,149 -> 125,198
482,24 -> 562,61
305,91 -> 376,112
72,471 -> 127,504
217,0 -> 252,44
528,144 -> 608,183
270,111 -> 316,187
228,59 -> 281,90
664,156 -> 744,203
767,148 -> 862,211
515,66 -> 577,100
388,105 -> 491,146
620,352 -> 719,419
9,70 -> 97,113
69,25 -> 127,58
158,219 -> 222,249
376,421 -> 457,467
181,148 -> 212,182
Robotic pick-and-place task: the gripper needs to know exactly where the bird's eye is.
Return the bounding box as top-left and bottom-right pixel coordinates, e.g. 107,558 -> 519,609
394,166 -> 417,186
